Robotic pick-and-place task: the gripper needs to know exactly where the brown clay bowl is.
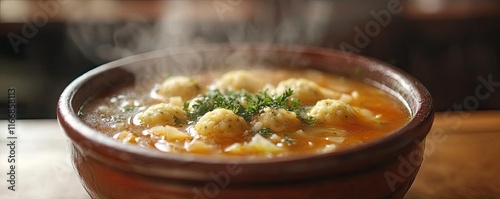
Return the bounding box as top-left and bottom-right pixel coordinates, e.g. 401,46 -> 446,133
57,43 -> 434,199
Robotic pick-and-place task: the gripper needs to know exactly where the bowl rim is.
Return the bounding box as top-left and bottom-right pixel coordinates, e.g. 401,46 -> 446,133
57,43 -> 433,167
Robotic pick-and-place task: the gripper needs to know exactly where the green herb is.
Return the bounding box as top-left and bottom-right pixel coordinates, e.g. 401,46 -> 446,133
283,137 -> 297,146
282,132 -> 297,146
122,107 -> 135,113
77,111 -> 84,117
173,115 -> 182,126
184,89 -> 242,121
300,115 -> 316,125
257,128 -> 273,137
241,88 -> 304,121
293,105 -> 316,125
185,88 -> 314,127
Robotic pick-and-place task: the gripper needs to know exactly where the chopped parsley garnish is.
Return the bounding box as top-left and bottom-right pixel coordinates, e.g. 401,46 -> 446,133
283,132 -> 297,146
184,88 -> 312,124
283,137 -> 297,146
122,107 -> 135,113
257,128 -> 273,137
173,115 -> 182,126
300,115 -> 317,125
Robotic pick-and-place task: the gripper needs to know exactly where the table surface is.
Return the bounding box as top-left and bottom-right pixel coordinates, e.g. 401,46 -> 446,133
0,111 -> 499,199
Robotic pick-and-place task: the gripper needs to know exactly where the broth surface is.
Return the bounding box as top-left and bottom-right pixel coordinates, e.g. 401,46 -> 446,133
80,68 -> 410,157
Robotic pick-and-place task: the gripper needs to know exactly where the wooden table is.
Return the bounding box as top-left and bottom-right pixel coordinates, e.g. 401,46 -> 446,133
1,111 -> 499,199
405,111 -> 500,199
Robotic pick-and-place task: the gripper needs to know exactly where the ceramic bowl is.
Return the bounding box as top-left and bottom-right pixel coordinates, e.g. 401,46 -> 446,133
57,44 -> 434,199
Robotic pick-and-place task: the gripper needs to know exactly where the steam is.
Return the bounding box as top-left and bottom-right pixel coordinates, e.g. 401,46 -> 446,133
67,1 -> 336,91
68,1 -> 335,63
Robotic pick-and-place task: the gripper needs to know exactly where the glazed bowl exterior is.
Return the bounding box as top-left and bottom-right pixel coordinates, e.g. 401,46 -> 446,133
57,44 -> 434,199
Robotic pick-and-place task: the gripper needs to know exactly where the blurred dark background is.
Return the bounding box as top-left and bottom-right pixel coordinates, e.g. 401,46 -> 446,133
1,0 -> 499,119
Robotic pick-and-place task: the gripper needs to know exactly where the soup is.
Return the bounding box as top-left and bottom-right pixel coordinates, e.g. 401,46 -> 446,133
80,68 -> 410,157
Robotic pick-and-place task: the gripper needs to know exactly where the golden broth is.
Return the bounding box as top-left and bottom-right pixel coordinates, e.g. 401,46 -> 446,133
80,68 -> 410,157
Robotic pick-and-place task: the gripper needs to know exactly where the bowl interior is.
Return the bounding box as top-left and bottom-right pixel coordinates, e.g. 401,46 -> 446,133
58,43 -> 433,182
